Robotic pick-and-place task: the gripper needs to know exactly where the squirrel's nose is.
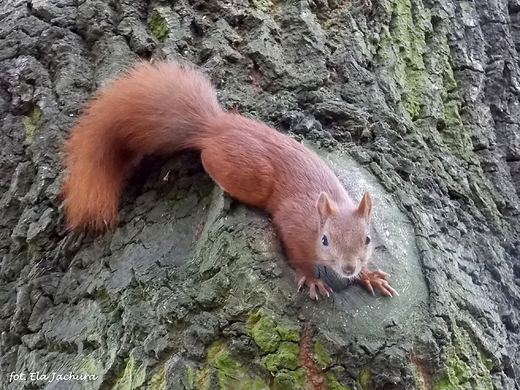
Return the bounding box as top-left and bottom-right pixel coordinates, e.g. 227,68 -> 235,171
341,265 -> 356,276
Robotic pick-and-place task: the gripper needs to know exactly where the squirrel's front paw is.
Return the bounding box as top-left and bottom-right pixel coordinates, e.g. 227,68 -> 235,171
358,269 -> 398,296
297,276 -> 333,300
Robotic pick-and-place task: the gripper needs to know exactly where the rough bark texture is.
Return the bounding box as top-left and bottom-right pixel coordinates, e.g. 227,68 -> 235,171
1,0 -> 519,389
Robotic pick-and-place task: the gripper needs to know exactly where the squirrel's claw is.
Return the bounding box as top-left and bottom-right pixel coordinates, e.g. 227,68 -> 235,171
359,269 -> 398,297
298,276 -> 332,300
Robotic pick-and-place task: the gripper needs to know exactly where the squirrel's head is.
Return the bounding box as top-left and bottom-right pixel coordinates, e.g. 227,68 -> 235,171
315,191 -> 373,279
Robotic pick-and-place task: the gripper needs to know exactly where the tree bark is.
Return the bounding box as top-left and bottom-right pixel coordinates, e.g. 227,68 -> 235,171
0,0 -> 519,389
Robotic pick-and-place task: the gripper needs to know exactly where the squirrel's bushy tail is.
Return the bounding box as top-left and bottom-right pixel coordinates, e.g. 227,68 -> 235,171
60,61 -> 222,230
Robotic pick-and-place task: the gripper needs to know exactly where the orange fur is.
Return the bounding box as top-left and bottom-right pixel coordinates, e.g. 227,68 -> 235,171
61,60 -> 395,299
61,61 -> 221,230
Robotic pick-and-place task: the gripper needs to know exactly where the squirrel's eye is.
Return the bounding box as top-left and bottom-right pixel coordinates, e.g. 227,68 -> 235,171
365,235 -> 371,245
322,235 -> 329,246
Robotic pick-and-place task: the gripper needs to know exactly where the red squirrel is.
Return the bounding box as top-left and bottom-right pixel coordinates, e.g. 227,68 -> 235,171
60,61 -> 397,300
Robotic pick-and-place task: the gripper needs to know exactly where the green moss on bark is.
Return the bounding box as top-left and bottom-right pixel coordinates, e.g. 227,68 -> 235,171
251,0 -> 274,13
205,339 -> 270,390
433,327 -> 493,390
149,9 -> 169,42
23,106 -> 41,141
146,365 -> 166,390
247,310 -> 282,352
313,340 -> 332,370
111,356 -> 146,390
264,341 -> 300,371
246,309 -> 300,351
324,366 -> 351,390
377,0 -> 430,120
272,369 -> 306,389
359,365 -> 370,390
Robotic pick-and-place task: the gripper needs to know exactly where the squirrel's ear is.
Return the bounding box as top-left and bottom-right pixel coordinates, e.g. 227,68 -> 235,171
316,192 -> 334,227
356,192 -> 372,221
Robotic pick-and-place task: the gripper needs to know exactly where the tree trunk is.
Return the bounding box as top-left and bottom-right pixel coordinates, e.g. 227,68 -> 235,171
0,0 -> 519,389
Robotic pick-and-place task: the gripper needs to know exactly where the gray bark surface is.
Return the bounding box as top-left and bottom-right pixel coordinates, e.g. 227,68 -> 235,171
0,0 -> 519,389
